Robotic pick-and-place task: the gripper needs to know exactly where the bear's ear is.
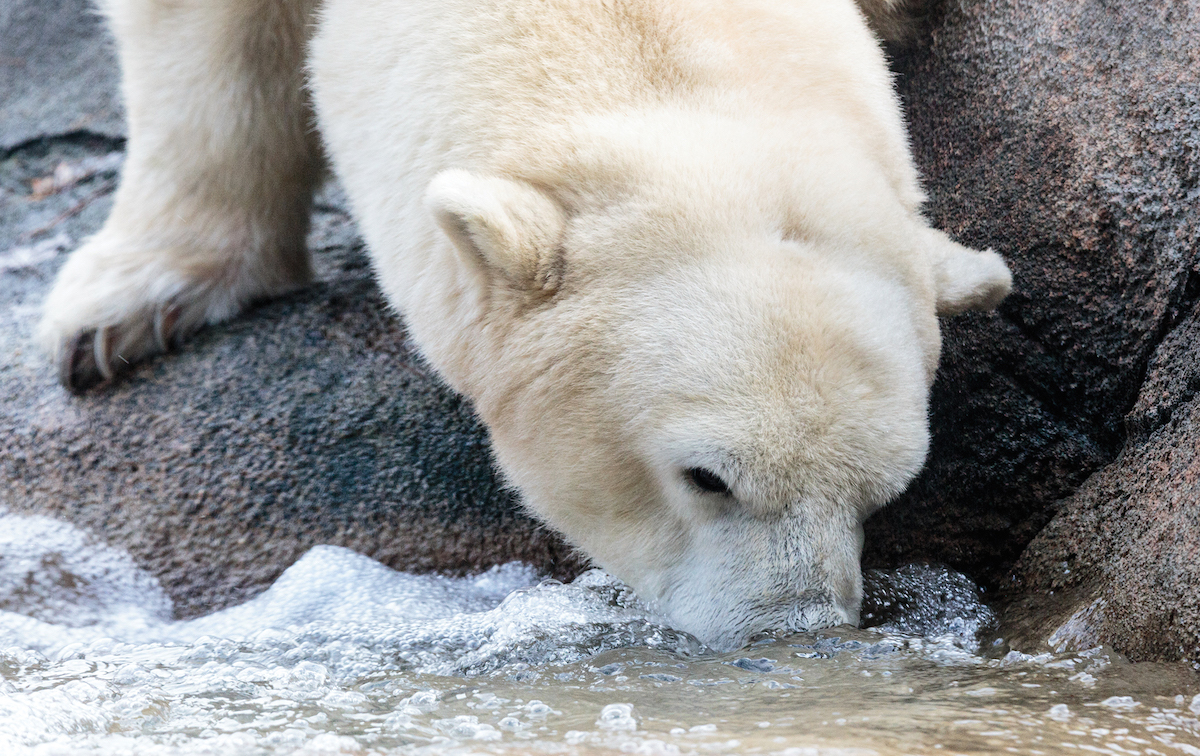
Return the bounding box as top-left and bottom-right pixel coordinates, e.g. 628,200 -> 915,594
927,230 -> 1013,316
425,169 -> 566,292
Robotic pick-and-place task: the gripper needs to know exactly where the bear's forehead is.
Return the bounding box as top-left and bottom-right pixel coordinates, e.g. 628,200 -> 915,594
606,264 -> 914,396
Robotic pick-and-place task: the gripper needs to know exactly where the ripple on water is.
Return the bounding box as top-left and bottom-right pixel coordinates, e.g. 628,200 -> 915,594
1,511 -> 1198,755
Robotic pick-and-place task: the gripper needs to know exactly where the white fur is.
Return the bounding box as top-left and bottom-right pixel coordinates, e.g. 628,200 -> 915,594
37,0 -> 322,378
40,0 -> 1012,649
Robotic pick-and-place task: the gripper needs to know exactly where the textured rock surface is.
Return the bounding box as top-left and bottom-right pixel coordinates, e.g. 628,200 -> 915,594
1002,300 -> 1200,664
862,0 -> 1200,597
0,0 -> 124,150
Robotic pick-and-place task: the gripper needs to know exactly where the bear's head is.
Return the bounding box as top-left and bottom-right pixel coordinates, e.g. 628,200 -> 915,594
422,158 -> 1010,650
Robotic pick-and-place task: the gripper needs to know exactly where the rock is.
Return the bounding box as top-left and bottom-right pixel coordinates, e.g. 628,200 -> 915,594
1,139 -> 584,620
1002,300 -> 1200,664
0,0 -> 125,150
1125,290 -> 1200,448
859,0 -> 1200,663
862,0 -> 1200,600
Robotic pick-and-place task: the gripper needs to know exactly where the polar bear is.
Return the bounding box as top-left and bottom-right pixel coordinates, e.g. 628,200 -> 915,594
39,0 -> 1010,649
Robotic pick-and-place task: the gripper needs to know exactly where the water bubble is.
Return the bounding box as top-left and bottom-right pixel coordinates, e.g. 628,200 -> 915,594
523,699 -> 556,717
434,714 -> 502,740
640,672 -> 682,682
285,660 -> 330,693
497,716 -> 524,732
53,642 -> 86,662
402,689 -> 441,713
564,730 -> 594,746
1048,704 -> 1071,721
1001,650 -> 1033,666
1191,694 -> 1200,715
730,657 -> 776,672
597,702 -> 638,731
382,712 -> 416,732
321,689 -> 367,708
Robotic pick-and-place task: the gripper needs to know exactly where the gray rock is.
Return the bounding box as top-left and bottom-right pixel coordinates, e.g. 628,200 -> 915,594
1002,300 -> 1200,664
862,0 -> 1200,596
857,0 -> 1200,664
0,0 -> 125,150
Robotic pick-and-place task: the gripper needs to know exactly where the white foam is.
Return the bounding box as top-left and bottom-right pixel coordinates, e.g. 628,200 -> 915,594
176,545 -> 543,644
0,512 -> 695,676
0,513 -> 171,629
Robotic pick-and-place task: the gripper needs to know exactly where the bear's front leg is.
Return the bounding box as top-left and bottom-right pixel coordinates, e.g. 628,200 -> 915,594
39,0 -> 322,392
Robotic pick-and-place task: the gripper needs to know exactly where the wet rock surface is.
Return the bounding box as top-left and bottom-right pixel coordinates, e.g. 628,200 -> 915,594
863,0 -> 1200,579
859,0 -> 1200,662
1003,300 -> 1200,663
1,0 -> 1198,658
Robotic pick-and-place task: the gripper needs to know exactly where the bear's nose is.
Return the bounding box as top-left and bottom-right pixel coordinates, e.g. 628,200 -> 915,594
786,593 -> 855,632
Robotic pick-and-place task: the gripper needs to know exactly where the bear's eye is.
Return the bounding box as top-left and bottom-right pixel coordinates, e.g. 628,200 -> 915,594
685,467 -> 732,496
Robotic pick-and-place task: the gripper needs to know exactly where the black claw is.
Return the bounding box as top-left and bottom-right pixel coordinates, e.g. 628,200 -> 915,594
61,331 -> 105,394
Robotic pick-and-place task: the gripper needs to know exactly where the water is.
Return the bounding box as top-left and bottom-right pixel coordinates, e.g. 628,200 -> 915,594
1,513 -> 1198,755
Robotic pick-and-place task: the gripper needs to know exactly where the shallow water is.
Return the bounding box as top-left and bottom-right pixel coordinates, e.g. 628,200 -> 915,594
1,512 -> 1198,755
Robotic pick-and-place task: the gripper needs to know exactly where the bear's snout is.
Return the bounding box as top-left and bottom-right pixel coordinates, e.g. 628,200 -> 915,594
787,592 -> 857,633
